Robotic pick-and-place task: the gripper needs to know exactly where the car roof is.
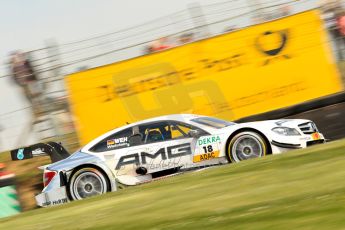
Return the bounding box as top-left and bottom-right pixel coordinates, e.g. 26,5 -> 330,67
83,114 -> 206,150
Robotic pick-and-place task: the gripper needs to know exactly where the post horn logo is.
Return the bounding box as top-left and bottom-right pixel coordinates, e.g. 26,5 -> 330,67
255,30 -> 291,66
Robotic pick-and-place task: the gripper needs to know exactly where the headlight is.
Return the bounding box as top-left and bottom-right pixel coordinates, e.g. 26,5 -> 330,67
272,127 -> 300,136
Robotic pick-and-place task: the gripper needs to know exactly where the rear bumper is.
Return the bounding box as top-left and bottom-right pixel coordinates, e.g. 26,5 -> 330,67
35,186 -> 69,207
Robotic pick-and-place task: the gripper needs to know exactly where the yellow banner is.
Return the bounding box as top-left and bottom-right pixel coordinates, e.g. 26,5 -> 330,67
66,10 -> 342,145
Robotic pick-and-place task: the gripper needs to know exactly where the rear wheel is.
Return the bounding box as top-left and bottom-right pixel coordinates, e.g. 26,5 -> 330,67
227,131 -> 268,163
69,167 -> 108,200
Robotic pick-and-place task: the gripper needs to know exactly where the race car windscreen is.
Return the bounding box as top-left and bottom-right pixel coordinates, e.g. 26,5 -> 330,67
191,117 -> 235,129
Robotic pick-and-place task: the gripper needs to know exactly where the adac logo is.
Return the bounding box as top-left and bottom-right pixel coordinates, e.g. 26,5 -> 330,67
255,30 -> 291,66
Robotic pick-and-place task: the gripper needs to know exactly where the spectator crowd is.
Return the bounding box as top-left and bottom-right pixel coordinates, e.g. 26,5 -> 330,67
321,0 -> 345,60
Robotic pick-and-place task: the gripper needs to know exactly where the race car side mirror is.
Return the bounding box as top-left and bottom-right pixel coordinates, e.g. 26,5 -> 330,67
129,134 -> 143,146
189,129 -> 202,138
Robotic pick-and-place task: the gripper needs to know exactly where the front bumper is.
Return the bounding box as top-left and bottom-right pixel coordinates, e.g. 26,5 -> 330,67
270,132 -> 325,153
35,186 -> 69,207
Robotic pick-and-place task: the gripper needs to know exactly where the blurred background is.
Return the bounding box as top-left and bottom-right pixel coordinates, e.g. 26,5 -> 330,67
0,0 -> 340,153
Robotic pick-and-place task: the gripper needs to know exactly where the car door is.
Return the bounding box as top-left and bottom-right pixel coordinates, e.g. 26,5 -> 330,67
132,121 -> 194,174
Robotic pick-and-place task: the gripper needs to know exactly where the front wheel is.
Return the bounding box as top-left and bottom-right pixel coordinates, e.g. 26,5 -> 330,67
69,167 -> 109,200
227,131 -> 268,163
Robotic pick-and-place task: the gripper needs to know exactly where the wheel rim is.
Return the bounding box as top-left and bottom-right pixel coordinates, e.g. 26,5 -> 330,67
72,171 -> 106,200
231,134 -> 263,161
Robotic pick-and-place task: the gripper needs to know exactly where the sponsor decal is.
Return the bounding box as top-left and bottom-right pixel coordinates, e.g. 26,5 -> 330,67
197,135 -> 221,146
255,30 -> 291,66
312,132 -> 321,140
32,148 -> 45,155
42,198 -> 68,207
194,137 -> 221,163
193,151 -> 220,163
107,137 -> 128,148
115,143 -> 191,170
107,140 -> 115,146
11,147 -> 33,161
16,149 -> 24,160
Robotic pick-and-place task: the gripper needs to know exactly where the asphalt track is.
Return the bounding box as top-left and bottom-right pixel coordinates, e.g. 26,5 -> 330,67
286,102 -> 345,141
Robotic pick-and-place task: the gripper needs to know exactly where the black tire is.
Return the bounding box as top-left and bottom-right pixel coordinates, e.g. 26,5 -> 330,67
227,131 -> 268,163
69,167 -> 109,200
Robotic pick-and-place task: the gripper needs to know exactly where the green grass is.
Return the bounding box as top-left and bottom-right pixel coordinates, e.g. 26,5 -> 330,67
1,140 -> 345,230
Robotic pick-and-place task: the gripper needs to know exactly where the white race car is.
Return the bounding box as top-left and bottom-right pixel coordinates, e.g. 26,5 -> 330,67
10,114 -> 325,207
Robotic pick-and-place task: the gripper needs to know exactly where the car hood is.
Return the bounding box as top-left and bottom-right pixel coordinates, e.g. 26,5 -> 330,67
216,119 -> 311,133
244,119 -> 311,128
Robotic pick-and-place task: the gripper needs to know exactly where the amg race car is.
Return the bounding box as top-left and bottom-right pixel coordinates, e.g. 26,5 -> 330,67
10,114 -> 325,207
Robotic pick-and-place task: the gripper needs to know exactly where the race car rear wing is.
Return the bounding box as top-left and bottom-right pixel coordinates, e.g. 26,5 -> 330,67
10,142 -> 70,163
